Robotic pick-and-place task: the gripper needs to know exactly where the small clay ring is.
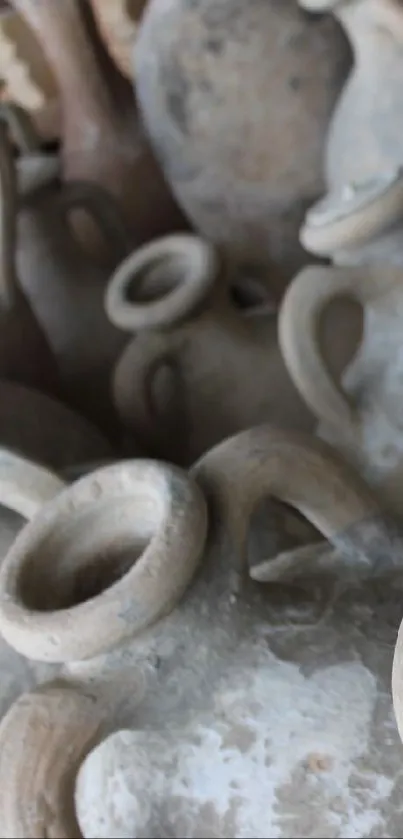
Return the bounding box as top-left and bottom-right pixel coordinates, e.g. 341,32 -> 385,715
300,169 -> 403,256
0,460 -> 207,663
105,234 -> 218,331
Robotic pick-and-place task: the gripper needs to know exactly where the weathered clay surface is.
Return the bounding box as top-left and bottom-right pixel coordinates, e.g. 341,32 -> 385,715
10,0 -> 186,244
135,0 -> 351,295
107,235 -> 362,464
0,429 -> 403,835
65,427 -> 403,837
280,263 -> 403,517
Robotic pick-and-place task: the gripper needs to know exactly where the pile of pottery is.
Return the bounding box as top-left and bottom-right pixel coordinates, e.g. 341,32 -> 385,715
1,0 -> 403,836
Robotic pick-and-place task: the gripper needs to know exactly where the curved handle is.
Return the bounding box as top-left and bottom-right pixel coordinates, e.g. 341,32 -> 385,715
113,331 -> 189,461
59,180 -> 132,264
301,169 -> 403,257
278,264 -> 400,431
0,447 -> 65,520
192,424 -> 401,590
0,682 -> 104,839
105,234 -> 218,332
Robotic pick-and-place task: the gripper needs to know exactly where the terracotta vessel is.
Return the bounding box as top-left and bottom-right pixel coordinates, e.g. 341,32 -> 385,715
299,0 -> 403,265
1,103 -> 133,436
279,263 -> 403,516
10,0 -> 186,244
134,0 -> 351,295
0,460 -> 207,663
0,117 -> 57,393
105,234 -> 362,465
89,0 -> 147,80
0,681 -> 104,839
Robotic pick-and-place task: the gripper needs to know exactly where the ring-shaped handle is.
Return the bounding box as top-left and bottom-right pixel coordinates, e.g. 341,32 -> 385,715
105,234 -> 219,332
301,169 -> 403,257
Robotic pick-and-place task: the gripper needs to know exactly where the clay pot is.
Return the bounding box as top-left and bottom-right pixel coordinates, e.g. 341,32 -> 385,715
1,102 -> 133,435
0,118 -> 57,393
279,263 -> 403,515
10,0 -> 186,244
134,0 -> 351,296
0,681 -> 104,839
89,0 -> 147,80
105,234 -> 362,465
0,460 -> 207,662
299,0 -> 403,264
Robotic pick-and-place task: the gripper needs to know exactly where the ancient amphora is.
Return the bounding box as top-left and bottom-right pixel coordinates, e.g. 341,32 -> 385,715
1,103 -> 135,437
0,117 -> 57,394
134,0 -> 351,296
105,234 -> 362,465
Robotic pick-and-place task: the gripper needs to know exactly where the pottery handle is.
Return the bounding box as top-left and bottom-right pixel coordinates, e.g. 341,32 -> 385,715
278,264 -> 373,431
105,234 -> 218,333
60,181 -> 132,263
113,332 -> 188,460
0,447 -> 65,521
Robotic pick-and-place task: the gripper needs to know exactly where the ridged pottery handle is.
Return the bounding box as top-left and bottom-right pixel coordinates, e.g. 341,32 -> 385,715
60,180 -> 132,264
105,234 -> 218,332
300,169 -> 403,257
0,681 -> 104,839
192,424 -> 403,590
278,263 -> 400,432
0,460 -> 207,662
0,447 -> 65,520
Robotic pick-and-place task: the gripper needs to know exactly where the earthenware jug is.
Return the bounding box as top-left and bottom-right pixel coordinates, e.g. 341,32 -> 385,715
135,0 -> 351,295
299,0 -> 403,264
105,234 -> 362,465
279,262 -> 403,515
1,428 -> 401,837
1,103 -> 133,436
10,0 -> 186,244
0,117 -> 57,394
